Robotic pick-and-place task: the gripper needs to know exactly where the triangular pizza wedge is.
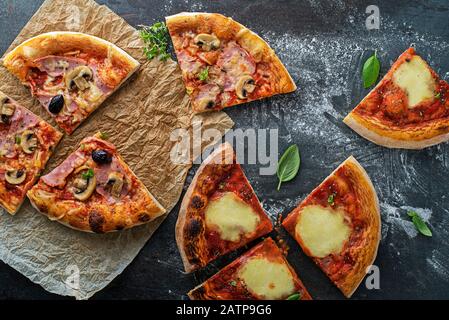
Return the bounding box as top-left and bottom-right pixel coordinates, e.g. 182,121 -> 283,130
3,32 -> 140,134
176,142 -> 273,273
166,12 -> 296,113
0,91 -> 62,214
344,47 -> 449,149
188,237 -> 312,300
27,132 -> 165,233
282,156 -> 381,298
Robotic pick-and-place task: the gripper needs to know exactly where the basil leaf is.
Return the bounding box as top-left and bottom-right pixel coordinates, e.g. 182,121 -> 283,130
276,144 -> 300,191
407,210 -> 432,237
82,169 -> 94,180
198,67 -> 209,81
362,51 -> 380,88
412,214 -> 432,237
286,293 -> 301,300
328,194 -> 335,206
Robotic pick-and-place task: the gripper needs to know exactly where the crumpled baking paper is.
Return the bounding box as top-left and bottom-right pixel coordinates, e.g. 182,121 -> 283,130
0,0 -> 233,299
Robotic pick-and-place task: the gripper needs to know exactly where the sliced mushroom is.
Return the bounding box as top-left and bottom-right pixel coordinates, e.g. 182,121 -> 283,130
72,169 -> 96,201
194,34 -> 220,51
106,172 -> 124,199
0,93 -> 15,125
5,169 -> 26,185
20,130 -> 38,154
65,66 -> 93,91
235,75 -> 256,100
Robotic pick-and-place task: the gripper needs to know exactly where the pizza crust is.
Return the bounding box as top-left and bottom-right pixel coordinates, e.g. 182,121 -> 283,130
166,12 -> 296,111
2,31 -> 140,83
176,142 -> 235,273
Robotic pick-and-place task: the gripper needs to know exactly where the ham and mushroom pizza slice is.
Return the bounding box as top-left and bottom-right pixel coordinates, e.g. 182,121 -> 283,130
3,32 -> 140,134
344,47 -> 449,149
27,132 -> 165,233
176,142 -> 273,273
189,237 -> 312,300
282,156 -> 381,298
165,12 -> 296,113
0,91 -> 62,214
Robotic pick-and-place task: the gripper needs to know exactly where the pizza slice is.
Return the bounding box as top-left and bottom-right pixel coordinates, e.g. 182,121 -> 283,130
27,132 -> 165,233
176,142 -> 273,273
0,91 -> 62,215
165,12 -> 296,113
282,156 -> 381,298
344,47 -> 449,149
189,237 -> 312,300
3,32 -> 140,134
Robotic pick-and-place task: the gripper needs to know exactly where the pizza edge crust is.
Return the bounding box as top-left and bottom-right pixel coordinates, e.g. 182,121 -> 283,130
165,12 -> 296,112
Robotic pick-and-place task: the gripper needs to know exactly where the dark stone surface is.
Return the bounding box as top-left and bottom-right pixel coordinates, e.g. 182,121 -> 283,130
1,0 -> 449,300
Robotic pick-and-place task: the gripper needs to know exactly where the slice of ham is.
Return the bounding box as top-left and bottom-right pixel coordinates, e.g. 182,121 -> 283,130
177,51 -> 204,77
33,56 -> 86,78
216,41 -> 256,92
94,157 -> 129,204
41,151 -> 87,187
193,84 -> 221,110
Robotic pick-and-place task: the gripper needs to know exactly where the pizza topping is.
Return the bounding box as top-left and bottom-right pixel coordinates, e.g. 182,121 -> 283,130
194,84 -> 221,110
65,66 -> 94,91
217,42 -> 256,81
106,171 -> 124,199
295,205 -> 351,258
92,149 -> 112,164
48,95 -> 65,114
237,257 -> 296,300
194,34 -> 220,51
20,130 -> 38,154
0,95 -> 15,125
72,167 -> 96,201
5,169 -> 26,185
205,192 -> 260,242
392,55 -> 436,108
41,151 -> 86,187
235,75 -> 256,100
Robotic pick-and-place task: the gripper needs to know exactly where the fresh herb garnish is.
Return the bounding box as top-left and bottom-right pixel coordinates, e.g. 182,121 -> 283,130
15,136 -> 21,144
407,210 -> 432,237
99,131 -> 109,140
229,280 -> 237,287
198,67 -> 209,81
328,194 -> 335,206
362,51 -> 381,88
276,144 -> 300,191
435,92 -> 441,99
81,169 -> 94,180
286,292 -> 301,300
139,22 -> 170,61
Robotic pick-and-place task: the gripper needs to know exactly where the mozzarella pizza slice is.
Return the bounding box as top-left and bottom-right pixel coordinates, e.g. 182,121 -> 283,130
188,237 -> 312,300
3,32 -> 140,134
282,156 -> 381,298
27,132 -> 165,233
176,142 -> 273,273
166,12 -> 296,113
344,47 -> 449,149
0,91 -> 62,214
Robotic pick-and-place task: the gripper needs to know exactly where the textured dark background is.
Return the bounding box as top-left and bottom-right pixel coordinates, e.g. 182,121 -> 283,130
1,0 -> 449,300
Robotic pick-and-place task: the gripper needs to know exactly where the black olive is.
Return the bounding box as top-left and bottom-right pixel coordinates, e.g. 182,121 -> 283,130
206,101 -> 215,109
48,95 -> 64,114
1,114 -> 10,124
92,149 -> 112,164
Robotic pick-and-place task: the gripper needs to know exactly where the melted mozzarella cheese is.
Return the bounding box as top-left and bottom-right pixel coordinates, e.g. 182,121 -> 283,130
295,205 -> 351,258
238,257 -> 295,300
205,192 -> 259,242
392,55 -> 436,108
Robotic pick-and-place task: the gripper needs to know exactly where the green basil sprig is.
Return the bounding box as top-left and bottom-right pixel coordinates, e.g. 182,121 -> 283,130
407,210 -> 432,237
276,144 -> 300,191
362,51 -> 380,88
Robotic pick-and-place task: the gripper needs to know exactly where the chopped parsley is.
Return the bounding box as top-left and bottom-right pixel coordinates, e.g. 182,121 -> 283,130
286,292 -> 301,300
139,22 -> 170,61
99,131 -> 109,140
198,67 -> 209,81
82,168 -> 94,180
229,280 -> 237,287
15,136 -> 21,144
435,92 -> 441,99
328,194 -> 335,206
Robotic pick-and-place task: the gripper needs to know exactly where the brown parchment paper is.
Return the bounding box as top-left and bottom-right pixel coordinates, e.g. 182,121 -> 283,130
0,0 -> 233,299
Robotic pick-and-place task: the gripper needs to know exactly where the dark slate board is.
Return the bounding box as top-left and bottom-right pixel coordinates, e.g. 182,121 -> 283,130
0,0 -> 448,300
